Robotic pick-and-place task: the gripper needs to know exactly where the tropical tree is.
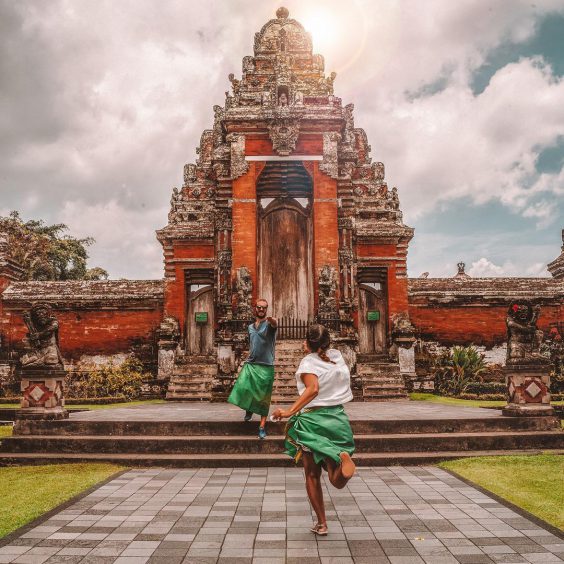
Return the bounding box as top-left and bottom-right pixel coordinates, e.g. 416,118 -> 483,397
0,211 -> 108,281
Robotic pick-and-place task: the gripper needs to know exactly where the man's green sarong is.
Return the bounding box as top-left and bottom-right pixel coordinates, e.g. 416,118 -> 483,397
284,405 -> 355,466
228,363 -> 274,417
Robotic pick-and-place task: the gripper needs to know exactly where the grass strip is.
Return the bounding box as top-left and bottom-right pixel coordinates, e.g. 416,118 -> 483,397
410,392 -> 563,408
0,463 -> 124,538
440,454 -> 564,530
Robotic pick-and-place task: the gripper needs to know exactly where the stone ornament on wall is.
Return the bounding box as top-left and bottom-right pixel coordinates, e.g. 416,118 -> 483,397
227,133 -> 249,180
235,266 -> 253,319
157,316 -> 180,381
503,301 -> 553,417
319,132 -> 341,179
268,118 -> 301,156
318,265 -> 338,318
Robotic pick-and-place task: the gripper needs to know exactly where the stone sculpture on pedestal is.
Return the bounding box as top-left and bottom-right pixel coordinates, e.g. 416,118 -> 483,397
17,303 -> 68,421
502,300 -> 553,416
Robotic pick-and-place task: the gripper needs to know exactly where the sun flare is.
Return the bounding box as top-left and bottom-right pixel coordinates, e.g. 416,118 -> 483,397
300,11 -> 340,54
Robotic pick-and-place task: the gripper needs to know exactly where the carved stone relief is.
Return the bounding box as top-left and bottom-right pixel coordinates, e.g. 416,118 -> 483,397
267,119 -> 300,156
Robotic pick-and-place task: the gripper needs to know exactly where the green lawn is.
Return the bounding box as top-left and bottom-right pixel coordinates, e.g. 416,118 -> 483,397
410,392 -> 564,409
0,399 -> 166,410
0,463 -> 124,538
440,454 -> 564,530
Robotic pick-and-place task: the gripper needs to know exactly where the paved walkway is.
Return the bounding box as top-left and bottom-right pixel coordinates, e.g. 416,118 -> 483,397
71,402 -> 501,421
1,466 -> 562,564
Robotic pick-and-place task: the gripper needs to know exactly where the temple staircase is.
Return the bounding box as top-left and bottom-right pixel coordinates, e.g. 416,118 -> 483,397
357,355 -> 408,401
165,354 -> 216,401
271,340 -> 303,403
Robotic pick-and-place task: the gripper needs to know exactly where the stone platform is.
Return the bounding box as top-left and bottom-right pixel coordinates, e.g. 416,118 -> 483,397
1,466 -> 563,563
1,402 -> 562,467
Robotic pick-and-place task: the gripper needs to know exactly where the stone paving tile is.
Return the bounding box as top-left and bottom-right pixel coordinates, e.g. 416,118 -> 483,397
1,467 -> 563,564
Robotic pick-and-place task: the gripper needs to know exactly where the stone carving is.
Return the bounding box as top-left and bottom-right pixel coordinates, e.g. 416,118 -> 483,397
503,301 -> 553,416
268,119 -> 300,156
389,187 -> 400,209
318,265 -> 337,317
235,266 -> 253,318
227,133 -> 249,179
157,317 -> 180,381
20,304 -> 63,369
278,91 -> 289,106
391,313 -> 416,346
212,105 -> 224,147
16,304 -> 67,422
228,73 -> 240,95
319,132 -> 341,179
506,301 -> 548,366
183,164 -> 196,186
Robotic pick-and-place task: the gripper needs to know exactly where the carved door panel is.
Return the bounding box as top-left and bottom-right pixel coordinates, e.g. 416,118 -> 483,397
187,285 -> 214,355
259,199 -> 312,321
358,283 -> 387,354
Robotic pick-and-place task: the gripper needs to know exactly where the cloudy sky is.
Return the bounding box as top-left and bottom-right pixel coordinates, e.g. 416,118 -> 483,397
1,0 -> 563,279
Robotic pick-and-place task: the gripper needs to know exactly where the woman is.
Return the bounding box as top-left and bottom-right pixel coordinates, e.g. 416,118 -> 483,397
272,324 -> 355,536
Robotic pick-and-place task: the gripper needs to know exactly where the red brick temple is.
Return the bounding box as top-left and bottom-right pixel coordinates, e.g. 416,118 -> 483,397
1,9 -> 563,402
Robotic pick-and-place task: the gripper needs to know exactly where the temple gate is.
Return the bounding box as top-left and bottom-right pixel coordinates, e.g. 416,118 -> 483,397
156,7 -> 414,401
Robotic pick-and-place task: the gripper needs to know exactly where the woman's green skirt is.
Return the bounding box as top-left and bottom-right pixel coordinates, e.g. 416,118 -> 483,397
227,363 -> 274,417
284,405 -> 355,466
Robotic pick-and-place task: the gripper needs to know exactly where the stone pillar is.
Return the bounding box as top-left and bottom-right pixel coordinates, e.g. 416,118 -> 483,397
156,317 -> 180,381
502,364 -> 553,416
17,368 -> 68,422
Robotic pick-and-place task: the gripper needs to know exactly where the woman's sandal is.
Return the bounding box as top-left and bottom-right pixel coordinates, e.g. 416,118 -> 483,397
310,522 -> 328,536
339,452 -> 356,479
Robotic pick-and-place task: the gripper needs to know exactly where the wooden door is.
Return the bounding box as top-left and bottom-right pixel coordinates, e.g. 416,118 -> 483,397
187,285 -> 214,355
259,199 -> 312,321
358,283 -> 387,354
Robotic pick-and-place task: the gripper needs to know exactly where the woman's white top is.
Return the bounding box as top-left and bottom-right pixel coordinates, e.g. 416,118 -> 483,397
295,349 -> 353,408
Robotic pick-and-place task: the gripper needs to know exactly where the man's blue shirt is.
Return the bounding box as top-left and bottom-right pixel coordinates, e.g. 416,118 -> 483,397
246,320 -> 277,365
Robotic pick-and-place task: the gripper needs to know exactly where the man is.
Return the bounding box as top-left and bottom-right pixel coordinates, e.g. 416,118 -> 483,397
228,299 -> 277,439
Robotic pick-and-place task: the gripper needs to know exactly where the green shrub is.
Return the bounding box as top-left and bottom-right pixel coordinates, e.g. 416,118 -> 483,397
464,381 -> 506,395
433,346 -> 487,396
66,357 -> 147,400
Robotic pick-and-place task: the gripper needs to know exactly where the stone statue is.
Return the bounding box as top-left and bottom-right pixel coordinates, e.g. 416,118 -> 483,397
20,304 -> 64,369
278,91 -> 289,107
506,301 -> 549,366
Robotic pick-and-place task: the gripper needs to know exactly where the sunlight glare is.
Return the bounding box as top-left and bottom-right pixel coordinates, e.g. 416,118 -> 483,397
300,10 -> 340,56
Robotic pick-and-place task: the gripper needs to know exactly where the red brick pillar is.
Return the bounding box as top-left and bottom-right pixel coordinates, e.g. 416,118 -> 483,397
232,163 -> 258,306
313,163 -> 340,310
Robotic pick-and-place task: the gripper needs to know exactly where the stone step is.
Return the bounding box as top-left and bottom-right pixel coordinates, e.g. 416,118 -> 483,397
1,448 -> 562,468
164,393 -> 212,401
12,416 -> 559,436
2,430 -> 563,455
172,367 -> 217,376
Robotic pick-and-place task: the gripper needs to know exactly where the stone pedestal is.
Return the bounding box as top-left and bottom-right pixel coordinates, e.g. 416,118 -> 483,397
16,369 -> 68,421
502,364 -> 553,417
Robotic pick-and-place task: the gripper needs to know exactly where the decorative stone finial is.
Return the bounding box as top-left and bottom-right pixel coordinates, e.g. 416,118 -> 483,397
276,7 -> 289,19
454,262 -> 470,279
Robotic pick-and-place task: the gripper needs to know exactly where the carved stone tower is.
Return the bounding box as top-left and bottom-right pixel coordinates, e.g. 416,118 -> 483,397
157,8 -> 414,401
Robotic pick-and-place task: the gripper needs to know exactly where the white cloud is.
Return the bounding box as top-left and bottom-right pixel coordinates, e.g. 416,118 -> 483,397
59,200 -> 166,279
468,257 -> 550,277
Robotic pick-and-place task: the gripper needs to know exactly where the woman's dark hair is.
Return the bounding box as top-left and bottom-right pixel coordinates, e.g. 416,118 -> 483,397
306,324 -> 335,364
